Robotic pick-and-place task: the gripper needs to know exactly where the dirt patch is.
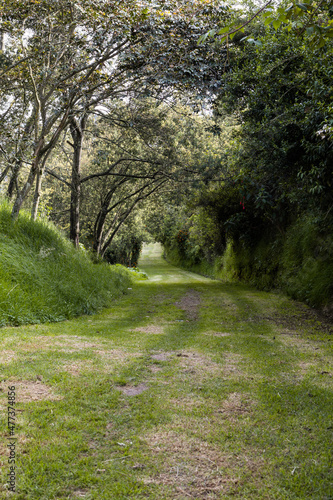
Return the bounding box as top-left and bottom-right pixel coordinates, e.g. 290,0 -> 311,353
96,349 -> 142,362
0,380 -> 62,403
153,293 -> 171,304
142,430 -> 258,498
278,332 -> 324,354
61,360 -> 94,376
247,301 -> 333,335
176,351 -> 222,380
0,350 -> 17,364
150,352 -> 174,361
174,351 -> 243,380
117,383 -> 148,396
105,422 -> 115,438
18,335 -> 104,352
216,392 -> 254,417
298,361 -> 333,387
133,325 -> 164,335
174,290 -> 201,320
72,490 -> 89,498
169,395 -> 207,411
150,365 -> 163,373
298,361 -> 317,375
0,433 -> 31,465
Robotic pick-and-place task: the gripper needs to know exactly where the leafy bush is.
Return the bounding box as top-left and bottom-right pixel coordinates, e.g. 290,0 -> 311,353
279,213 -> 333,306
104,234 -> 143,268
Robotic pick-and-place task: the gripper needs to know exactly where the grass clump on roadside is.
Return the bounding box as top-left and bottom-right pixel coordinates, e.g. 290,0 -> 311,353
0,199 -> 131,327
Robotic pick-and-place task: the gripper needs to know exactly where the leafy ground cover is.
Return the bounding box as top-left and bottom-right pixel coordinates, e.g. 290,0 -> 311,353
0,243 -> 332,499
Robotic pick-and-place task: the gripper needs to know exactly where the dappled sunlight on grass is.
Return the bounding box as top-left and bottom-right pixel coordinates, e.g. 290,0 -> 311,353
0,244 -> 332,499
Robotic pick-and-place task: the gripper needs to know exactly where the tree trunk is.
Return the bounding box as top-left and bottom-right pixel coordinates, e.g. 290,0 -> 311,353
93,186 -> 120,256
11,164 -> 38,220
93,205 -> 111,256
31,150 -> 53,220
7,109 -> 36,199
31,169 -> 43,220
69,115 -> 87,248
7,160 -> 21,199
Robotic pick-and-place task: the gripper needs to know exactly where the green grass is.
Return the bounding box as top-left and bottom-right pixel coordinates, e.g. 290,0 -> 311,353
0,199 -> 131,326
0,243 -> 332,499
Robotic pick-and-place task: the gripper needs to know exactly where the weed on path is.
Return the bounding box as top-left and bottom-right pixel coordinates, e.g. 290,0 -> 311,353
0,243 -> 332,499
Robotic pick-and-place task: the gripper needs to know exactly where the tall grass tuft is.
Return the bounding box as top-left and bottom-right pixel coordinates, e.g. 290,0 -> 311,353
0,199 -> 131,326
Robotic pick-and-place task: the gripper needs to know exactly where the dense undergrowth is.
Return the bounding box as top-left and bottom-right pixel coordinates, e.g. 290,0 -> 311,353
161,210 -> 333,309
0,200 -> 131,327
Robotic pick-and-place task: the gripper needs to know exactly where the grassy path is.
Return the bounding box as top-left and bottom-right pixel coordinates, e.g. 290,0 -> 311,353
0,243 -> 332,499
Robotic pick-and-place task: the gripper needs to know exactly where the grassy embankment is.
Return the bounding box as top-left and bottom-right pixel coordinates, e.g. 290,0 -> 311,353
0,199 -> 131,327
164,212 -> 333,308
0,242 -> 332,499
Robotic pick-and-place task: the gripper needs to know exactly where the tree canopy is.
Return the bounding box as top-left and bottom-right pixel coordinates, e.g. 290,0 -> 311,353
0,0 -> 332,300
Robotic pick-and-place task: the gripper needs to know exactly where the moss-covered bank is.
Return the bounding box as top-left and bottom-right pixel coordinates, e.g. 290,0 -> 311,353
163,213 -> 333,309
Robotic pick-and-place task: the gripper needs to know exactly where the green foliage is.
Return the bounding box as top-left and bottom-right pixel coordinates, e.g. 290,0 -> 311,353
220,213 -> 333,307
201,0 -> 333,48
280,213 -> 333,306
101,212 -> 150,267
104,233 -> 143,269
167,17 -> 333,308
0,199 -> 131,326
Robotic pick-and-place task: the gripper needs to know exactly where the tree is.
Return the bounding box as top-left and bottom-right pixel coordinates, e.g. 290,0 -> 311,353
200,0 -> 333,48
0,0 -> 153,219
0,0 -> 229,242
43,98 -> 225,256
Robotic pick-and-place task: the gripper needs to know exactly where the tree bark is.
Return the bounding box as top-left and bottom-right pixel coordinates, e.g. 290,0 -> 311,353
31,149 -> 53,220
69,114 -> 87,248
31,168 -> 43,220
7,160 -> 21,199
11,137 -> 45,220
11,164 -> 38,220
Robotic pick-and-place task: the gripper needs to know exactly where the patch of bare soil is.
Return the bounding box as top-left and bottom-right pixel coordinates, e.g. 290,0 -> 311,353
133,325 -> 165,335
0,434 -> 31,467
117,383 -> 148,396
298,361 -> 317,375
72,490 -> 89,498
278,331 -> 324,354
0,380 -> 62,403
298,361 -> 333,387
19,335 -> 103,352
150,365 -> 163,373
215,393 -> 255,418
61,360 -> 94,376
150,352 -> 175,361
95,349 -> 142,361
142,430 -> 261,498
0,350 -> 17,364
169,395 -> 208,411
174,290 -> 201,320
176,351 -> 222,380
248,301 -> 333,335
